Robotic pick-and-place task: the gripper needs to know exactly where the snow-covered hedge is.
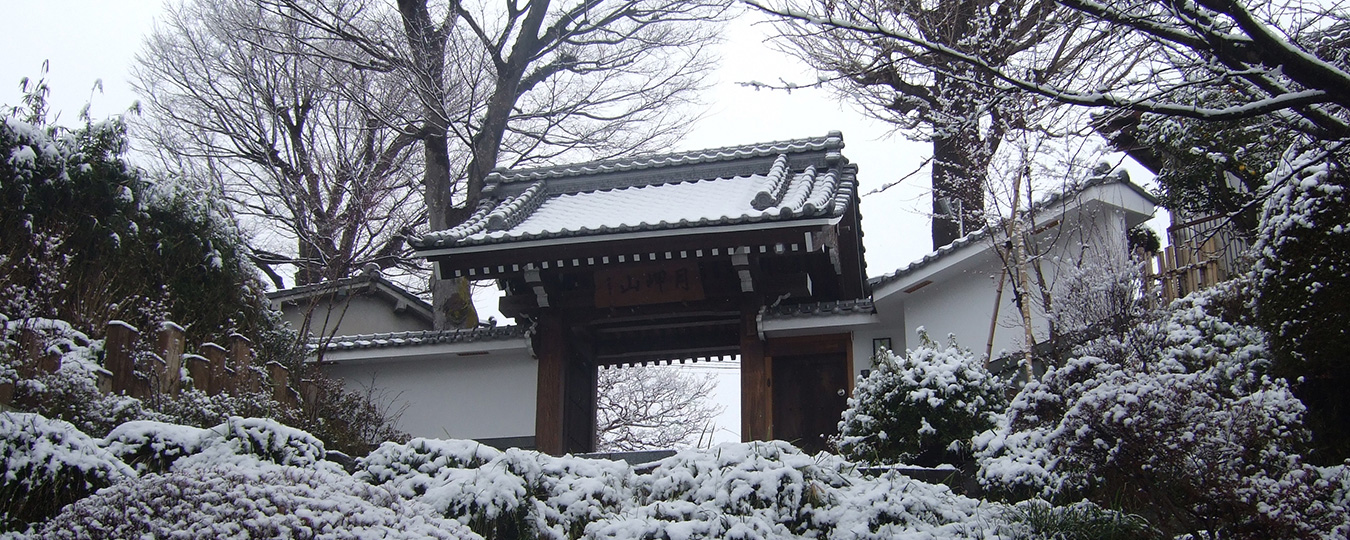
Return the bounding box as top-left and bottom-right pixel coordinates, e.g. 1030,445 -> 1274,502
357,437 -> 1009,540
185,416 -> 328,468
358,438 -> 633,539
7,409 -> 1179,540
596,441 -> 1002,540
101,420 -> 207,474
976,281 -> 1350,538
0,412 -> 134,532
36,461 -> 479,540
835,331 -> 1005,466
1254,150 -> 1350,461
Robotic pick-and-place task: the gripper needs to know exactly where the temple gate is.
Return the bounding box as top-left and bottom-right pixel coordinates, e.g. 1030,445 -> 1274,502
413,132 -> 869,454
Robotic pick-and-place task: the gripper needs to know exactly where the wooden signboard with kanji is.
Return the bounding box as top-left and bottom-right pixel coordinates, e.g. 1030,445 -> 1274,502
594,261 -> 705,308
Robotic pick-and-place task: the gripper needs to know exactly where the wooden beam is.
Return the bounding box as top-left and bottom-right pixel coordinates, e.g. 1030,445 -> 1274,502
430,226 -> 818,278
764,334 -> 849,357
761,272 -> 813,298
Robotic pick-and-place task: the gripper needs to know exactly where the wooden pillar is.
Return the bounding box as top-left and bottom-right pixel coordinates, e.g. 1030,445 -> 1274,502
156,322 -> 185,395
740,307 -> 772,442
564,359 -> 597,454
534,311 -> 567,455
106,321 -> 139,395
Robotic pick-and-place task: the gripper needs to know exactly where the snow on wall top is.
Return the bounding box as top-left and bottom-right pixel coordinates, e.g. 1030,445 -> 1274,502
761,298 -> 876,321
313,325 -> 528,353
413,133 -> 857,250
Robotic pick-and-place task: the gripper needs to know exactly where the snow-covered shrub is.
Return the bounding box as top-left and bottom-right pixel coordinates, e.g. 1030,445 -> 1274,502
585,441 -> 1002,540
282,373 -> 410,455
639,441 -> 843,522
1049,247 -> 1146,339
359,438 -> 633,540
357,437 -> 504,496
1000,499 -> 1159,540
156,386 -> 282,429
183,417 -> 327,468
0,412 -> 133,532
835,331 -> 1006,466
100,420 -> 207,474
531,454 -> 633,539
37,462 -> 480,540
976,280 -> 1349,538
1254,149 -> 1350,462
357,438 -> 532,538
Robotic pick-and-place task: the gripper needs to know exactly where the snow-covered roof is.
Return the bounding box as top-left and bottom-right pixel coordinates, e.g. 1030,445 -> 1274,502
759,298 -> 879,338
313,326 -> 527,353
267,271 -> 433,324
762,298 -> 875,321
413,132 -> 858,252
868,170 -> 1158,293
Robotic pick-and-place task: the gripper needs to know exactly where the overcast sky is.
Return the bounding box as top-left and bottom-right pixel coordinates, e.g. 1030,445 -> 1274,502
0,2 -> 953,274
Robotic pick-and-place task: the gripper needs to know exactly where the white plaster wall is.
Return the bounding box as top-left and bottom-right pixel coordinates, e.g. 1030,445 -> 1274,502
901,260 -> 1019,356
864,202 -> 1135,365
849,308 -> 903,381
282,295 -> 433,337
325,349 -> 537,440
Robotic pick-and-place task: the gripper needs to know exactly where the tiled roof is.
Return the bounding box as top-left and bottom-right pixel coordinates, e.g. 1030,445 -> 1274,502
313,326 -> 527,353
868,170 -> 1157,290
267,271 -> 431,316
486,134 -> 846,184
762,298 -> 875,320
413,133 -> 857,250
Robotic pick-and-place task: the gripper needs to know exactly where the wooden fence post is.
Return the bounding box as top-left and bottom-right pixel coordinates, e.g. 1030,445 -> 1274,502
96,368 -> 113,393
201,343 -> 227,396
105,321 -> 139,395
266,362 -> 298,407
184,354 -> 210,392
17,328 -> 61,376
156,322 -> 186,395
229,334 -> 260,393
299,379 -> 319,411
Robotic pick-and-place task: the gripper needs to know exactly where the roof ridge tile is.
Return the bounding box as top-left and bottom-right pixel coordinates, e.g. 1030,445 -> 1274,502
750,154 -> 792,210
486,132 -> 844,183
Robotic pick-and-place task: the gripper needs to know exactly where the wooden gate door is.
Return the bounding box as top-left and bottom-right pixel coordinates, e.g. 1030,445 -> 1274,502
769,335 -> 850,454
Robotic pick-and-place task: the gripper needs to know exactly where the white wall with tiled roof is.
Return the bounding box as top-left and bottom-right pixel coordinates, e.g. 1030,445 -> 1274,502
864,180 -> 1151,365
324,343 -> 536,442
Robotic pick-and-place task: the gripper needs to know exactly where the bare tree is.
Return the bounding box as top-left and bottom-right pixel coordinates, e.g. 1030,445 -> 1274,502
752,0 -> 1350,144
254,0 -> 728,328
596,365 -> 724,451
135,1 -> 425,289
763,0 -> 1132,249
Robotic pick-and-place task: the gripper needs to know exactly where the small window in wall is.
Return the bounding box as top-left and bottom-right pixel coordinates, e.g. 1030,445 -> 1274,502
872,338 -> 892,356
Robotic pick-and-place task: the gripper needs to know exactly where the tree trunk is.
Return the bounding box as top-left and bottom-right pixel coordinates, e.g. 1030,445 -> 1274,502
928,68 -> 990,250
396,0 -> 478,330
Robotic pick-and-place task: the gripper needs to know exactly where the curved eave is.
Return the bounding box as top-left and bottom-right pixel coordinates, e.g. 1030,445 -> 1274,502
414,214 -> 843,260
